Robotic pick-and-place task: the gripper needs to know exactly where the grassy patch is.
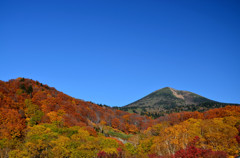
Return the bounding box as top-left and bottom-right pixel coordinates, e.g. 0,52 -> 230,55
108,130 -> 133,140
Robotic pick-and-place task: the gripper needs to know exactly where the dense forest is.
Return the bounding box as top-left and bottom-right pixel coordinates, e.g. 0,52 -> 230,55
0,78 -> 239,158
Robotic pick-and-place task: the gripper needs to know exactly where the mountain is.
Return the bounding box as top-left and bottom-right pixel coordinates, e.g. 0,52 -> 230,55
126,87 -> 216,107
1,78 -> 240,157
119,87 -> 236,118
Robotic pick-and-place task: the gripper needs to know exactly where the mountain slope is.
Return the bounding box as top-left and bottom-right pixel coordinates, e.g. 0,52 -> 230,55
0,78 -> 152,136
119,87 -> 235,118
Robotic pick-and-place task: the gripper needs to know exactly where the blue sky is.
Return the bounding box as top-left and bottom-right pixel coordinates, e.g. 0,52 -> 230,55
1,0 -> 239,106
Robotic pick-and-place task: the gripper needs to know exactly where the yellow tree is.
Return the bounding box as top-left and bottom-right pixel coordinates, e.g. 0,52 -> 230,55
70,128 -> 100,157
24,125 -> 57,157
47,109 -> 65,127
151,118 -> 202,156
50,136 -> 71,158
200,118 -> 239,156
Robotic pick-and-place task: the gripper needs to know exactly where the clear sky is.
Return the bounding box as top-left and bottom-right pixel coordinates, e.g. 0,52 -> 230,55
1,0 -> 239,106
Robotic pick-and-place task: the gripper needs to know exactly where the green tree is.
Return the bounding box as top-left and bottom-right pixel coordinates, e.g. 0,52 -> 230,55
24,99 -> 43,126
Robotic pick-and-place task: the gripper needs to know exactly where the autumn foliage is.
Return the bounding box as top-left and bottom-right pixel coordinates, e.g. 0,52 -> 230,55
0,78 -> 240,158
172,136 -> 228,158
0,108 -> 26,139
0,78 -> 152,133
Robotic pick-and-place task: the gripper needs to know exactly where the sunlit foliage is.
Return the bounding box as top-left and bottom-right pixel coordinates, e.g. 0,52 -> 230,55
0,78 -> 240,157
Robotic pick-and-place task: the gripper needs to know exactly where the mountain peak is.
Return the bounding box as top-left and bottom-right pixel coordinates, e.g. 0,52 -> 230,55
159,86 -> 173,90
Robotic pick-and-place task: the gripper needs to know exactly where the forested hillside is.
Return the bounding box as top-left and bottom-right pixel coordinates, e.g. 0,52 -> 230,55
0,78 -> 239,158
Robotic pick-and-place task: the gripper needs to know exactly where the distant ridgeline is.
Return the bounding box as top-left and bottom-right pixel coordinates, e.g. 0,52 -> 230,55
115,87 -> 238,118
